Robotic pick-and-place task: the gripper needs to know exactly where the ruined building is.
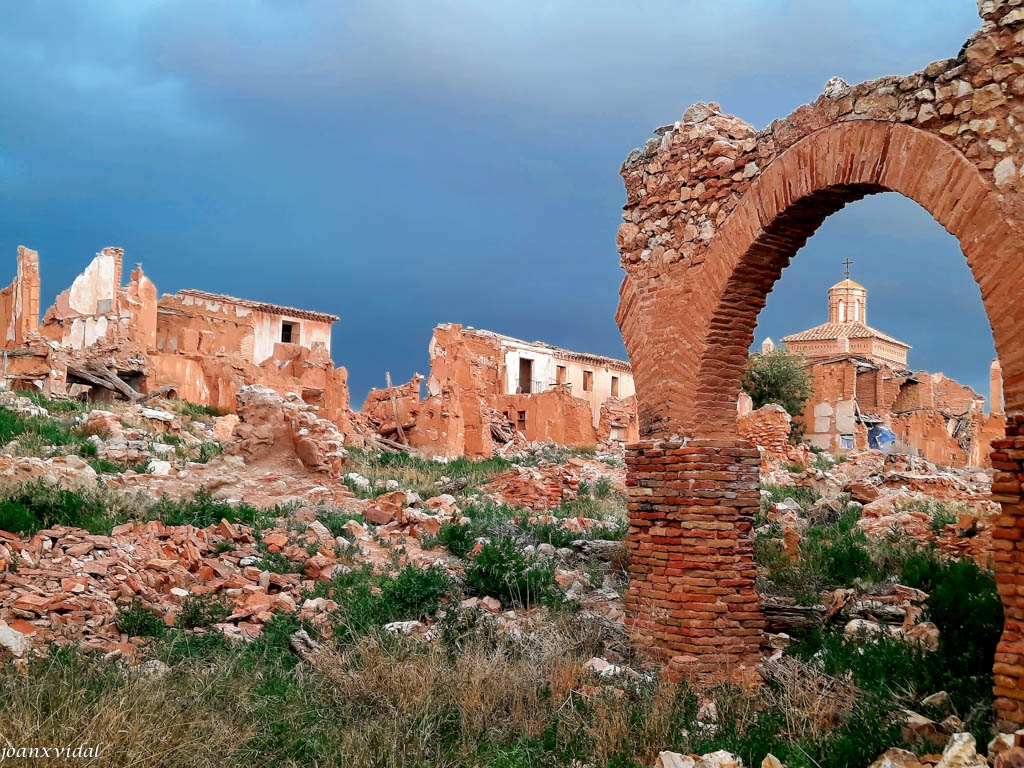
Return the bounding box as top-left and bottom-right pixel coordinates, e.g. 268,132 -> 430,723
0,246 -> 353,428
362,324 -> 639,457
774,276 -> 1003,466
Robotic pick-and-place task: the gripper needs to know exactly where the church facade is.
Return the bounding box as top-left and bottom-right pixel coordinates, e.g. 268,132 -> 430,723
772,276 -> 1003,468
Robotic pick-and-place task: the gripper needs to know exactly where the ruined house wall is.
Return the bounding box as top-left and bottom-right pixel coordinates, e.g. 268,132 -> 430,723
0,246 -> 40,348
615,0 -> 1024,697
890,410 -> 969,466
252,311 -> 333,364
492,388 -> 598,446
922,372 -> 984,413
362,376 -> 422,437
41,248 -> 156,351
497,339 -> 635,427
412,323 -> 636,457
598,395 -> 640,445
800,360 -> 858,451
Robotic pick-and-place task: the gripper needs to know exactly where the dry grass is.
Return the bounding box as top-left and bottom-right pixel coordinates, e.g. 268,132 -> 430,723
762,656 -> 859,743
0,652 -> 252,768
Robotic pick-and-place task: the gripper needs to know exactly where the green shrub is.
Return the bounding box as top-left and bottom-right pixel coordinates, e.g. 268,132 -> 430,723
437,521 -> 478,558
741,349 -> 813,438
465,538 -> 558,608
176,593 -> 233,629
76,440 -> 99,458
88,458 -> 149,475
900,550 -> 1002,717
379,564 -> 452,621
116,598 -> 166,638
319,511 -> 364,540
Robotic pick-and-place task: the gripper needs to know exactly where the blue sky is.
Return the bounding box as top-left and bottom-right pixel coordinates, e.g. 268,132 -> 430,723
0,1 -> 995,403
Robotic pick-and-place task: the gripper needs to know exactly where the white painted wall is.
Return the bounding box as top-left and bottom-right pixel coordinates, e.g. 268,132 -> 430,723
497,337 -> 635,427
67,253 -> 117,314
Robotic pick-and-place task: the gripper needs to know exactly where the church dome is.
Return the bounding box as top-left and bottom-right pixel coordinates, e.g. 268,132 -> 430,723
829,278 -> 866,291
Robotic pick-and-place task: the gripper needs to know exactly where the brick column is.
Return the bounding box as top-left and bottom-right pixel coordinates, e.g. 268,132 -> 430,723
992,416 -> 1024,729
624,438 -> 764,683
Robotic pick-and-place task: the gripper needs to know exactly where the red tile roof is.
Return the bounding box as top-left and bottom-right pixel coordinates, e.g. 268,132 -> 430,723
781,321 -> 910,348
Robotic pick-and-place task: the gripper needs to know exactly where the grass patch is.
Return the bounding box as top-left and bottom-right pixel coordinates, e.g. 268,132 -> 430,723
173,400 -> 227,419
89,458 -> 149,475
0,480 -> 141,536
899,498 -> 964,533
148,488 -> 277,529
14,390 -> 90,415
1,602 -> 986,768
761,485 -> 821,509
756,502 -> 922,599
344,447 -> 514,498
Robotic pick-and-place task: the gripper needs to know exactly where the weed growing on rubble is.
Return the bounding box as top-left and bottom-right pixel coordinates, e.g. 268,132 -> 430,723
301,563 -> 453,641
465,538 -> 560,609
756,501 -> 925,598
517,443 -> 598,466
14,390 -> 90,415
88,457 -> 149,474
0,405 -> 93,457
177,593 -> 233,629
116,598 -> 167,638
760,485 -> 821,509
899,497 -> 964,533
196,441 -> 223,463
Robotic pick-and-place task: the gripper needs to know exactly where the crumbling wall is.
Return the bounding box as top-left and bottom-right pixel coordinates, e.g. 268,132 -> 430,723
0,246 -> 40,348
737,403 -> 791,457
40,248 -> 157,354
598,395 -> 640,445
492,388 -> 598,446
800,361 -> 857,450
406,324 -> 636,457
362,375 -> 423,437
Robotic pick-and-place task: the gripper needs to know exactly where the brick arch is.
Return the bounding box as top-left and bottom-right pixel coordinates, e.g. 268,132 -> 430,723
690,120 -> 1023,435
615,0 -> 1024,726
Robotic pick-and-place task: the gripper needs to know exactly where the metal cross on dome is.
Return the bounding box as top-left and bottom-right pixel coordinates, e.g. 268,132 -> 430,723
842,258 -> 853,280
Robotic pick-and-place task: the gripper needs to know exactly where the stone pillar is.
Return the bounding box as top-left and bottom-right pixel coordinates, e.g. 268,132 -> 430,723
992,359 -> 1005,416
625,439 -> 764,682
992,417 -> 1024,729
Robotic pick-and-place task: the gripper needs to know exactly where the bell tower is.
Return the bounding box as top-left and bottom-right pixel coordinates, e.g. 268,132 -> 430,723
828,259 -> 867,325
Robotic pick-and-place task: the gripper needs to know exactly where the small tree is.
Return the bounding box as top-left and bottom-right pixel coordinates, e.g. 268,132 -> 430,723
742,349 -> 813,437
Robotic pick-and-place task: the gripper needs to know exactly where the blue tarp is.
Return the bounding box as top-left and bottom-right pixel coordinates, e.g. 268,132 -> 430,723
868,426 -> 897,453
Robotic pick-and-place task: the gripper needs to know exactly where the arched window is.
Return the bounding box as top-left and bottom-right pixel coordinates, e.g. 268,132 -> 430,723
853,300 -> 860,322
838,300 -> 845,322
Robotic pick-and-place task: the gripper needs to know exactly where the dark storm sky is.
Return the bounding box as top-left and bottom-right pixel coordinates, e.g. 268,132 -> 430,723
0,1 -> 996,403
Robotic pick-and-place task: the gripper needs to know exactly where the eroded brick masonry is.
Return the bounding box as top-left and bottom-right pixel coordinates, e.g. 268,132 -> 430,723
615,0 -> 1024,722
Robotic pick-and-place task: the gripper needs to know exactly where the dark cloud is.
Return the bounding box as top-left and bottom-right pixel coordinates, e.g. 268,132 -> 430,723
0,0 -> 994,404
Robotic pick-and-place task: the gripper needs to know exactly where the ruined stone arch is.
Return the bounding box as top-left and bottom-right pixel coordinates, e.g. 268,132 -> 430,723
615,0 -> 1024,727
